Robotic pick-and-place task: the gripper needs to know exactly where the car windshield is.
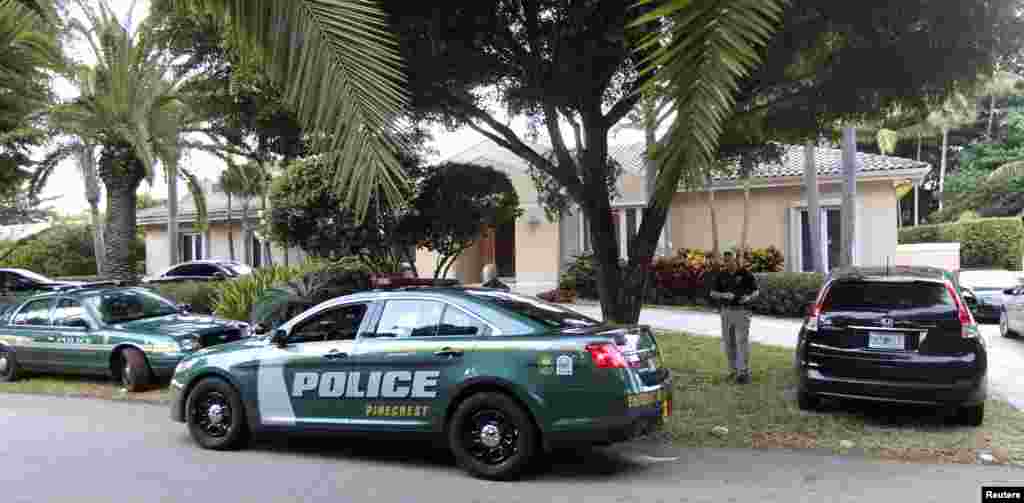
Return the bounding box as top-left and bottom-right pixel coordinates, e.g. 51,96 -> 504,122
462,289 -> 600,328
822,281 -> 956,311
223,264 -> 252,276
84,289 -> 179,324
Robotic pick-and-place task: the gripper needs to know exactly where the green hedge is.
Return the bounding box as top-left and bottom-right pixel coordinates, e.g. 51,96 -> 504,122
898,217 -> 1024,270
746,273 -> 825,318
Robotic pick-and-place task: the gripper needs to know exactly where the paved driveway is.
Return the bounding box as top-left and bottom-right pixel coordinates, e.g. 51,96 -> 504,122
570,304 -> 1024,410
1,393 -> 1019,503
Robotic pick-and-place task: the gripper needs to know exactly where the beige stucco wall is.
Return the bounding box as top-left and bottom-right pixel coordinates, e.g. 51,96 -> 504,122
514,207 -> 560,294
142,221 -> 307,274
666,180 -> 899,271
617,171 -> 647,203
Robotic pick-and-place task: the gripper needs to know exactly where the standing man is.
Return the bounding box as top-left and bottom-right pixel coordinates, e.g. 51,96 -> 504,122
709,251 -> 760,384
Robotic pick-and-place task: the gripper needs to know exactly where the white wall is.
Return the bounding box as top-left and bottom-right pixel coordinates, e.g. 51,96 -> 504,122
894,243 -> 961,271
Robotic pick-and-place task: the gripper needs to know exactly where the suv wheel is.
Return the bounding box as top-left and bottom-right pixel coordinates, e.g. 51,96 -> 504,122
959,404 -> 984,426
0,347 -> 19,382
186,377 -> 249,450
448,392 -> 537,480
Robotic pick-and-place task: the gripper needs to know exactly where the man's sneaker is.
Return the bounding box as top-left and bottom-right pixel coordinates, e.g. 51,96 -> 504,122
736,373 -> 751,384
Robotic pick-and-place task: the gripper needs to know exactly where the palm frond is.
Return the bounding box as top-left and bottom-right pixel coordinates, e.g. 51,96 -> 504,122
987,160 -> 1024,185
155,0 -> 410,218
632,0 -> 785,207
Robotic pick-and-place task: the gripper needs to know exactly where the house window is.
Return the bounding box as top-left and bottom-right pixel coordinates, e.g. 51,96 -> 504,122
180,234 -> 203,262
799,208 -> 841,272
579,207 -> 667,260
250,234 -> 263,268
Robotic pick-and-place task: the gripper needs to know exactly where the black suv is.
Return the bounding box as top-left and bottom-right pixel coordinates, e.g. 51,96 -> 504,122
795,266 -> 987,425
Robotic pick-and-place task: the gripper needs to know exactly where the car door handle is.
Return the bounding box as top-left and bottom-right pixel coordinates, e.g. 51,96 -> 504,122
324,351 -> 348,360
434,347 -> 464,358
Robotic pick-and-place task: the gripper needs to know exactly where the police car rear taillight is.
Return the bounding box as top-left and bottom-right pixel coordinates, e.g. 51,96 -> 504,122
586,343 -> 627,369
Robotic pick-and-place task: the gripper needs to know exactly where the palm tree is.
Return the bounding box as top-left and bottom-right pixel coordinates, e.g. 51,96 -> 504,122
217,167 -> 238,261
221,160 -> 264,267
48,0 -> 202,279
927,94 -> 978,211
153,0 -> 410,218
982,70 -> 1023,140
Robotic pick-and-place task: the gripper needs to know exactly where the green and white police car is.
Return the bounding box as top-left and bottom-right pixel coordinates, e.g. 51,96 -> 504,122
169,287 -> 672,480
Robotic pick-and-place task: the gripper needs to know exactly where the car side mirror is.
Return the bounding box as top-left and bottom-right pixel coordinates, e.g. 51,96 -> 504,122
271,329 -> 289,347
252,323 -> 269,335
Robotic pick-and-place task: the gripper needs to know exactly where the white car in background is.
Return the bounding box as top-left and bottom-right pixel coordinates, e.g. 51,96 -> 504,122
957,269 -> 1024,332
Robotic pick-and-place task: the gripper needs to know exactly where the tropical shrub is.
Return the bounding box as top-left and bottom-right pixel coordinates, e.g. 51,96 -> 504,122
213,261 -> 328,322
559,253 -> 603,299
745,272 -> 825,318
899,217 -> 1024,270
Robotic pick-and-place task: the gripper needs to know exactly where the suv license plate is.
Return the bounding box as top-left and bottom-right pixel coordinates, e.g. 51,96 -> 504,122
868,332 -> 905,350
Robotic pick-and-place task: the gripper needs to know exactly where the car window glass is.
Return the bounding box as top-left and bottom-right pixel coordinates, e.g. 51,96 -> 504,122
437,305 -> 486,336
197,265 -> 221,276
54,298 -> 87,327
374,300 -> 444,338
291,303 -> 368,343
165,265 -> 189,277
13,299 -> 52,325
822,281 -> 955,311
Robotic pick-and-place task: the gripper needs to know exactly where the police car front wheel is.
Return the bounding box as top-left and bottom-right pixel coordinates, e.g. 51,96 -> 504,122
186,377 -> 249,450
448,392 -> 537,481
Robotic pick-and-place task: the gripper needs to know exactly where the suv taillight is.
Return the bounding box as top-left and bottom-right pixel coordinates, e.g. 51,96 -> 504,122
586,343 -> 628,368
945,281 -> 979,339
804,304 -> 821,331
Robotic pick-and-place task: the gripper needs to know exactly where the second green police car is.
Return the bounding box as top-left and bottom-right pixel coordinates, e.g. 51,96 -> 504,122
169,287 -> 672,480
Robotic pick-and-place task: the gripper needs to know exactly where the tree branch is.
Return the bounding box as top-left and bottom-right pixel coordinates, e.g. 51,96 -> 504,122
604,91 -> 644,130
544,104 -> 578,174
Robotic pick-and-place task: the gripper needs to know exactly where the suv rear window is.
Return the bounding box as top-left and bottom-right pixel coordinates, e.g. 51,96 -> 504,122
821,280 -> 956,311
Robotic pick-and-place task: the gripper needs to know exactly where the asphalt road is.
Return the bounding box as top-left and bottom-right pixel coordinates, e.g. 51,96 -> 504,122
571,304 -> 1024,409
0,393 -> 1022,503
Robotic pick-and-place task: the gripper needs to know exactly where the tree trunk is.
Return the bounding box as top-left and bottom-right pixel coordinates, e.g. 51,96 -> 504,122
241,198 -> 251,266
262,190 -> 274,266
938,127 -> 949,211
916,133 -> 922,161
804,142 -> 823,273
77,144 -> 104,276
840,126 -> 858,268
705,176 -> 720,258
99,172 -> 142,281
739,155 -> 754,255
225,192 -> 235,261
988,94 -> 997,140
166,163 -> 179,266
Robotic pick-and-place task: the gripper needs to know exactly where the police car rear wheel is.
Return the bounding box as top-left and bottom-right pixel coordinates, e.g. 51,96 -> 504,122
186,377 -> 248,450
0,347 -> 19,382
448,392 -> 537,481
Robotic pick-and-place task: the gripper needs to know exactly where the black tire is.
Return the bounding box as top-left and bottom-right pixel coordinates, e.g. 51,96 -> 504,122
960,404 -> 985,427
118,347 -> 152,392
185,377 -> 249,450
447,392 -> 538,481
797,389 -> 819,411
0,346 -> 19,383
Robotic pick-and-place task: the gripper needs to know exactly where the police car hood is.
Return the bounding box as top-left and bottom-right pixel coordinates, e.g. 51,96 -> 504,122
112,314 -> 244,341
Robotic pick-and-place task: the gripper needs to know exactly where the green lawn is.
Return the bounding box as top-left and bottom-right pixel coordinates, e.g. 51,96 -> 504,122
2,333 -> 1021,466
655,330 -> 1024,465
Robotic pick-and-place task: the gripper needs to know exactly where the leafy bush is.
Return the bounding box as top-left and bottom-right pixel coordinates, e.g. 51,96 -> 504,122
559,253 -> 602,299
740,246 -> 785,273
215,258 -> 374,325
899,217 -> 1024,270
745,272 -> 825,318
0,224 -> 144,278
213,262 -> 328,322
148,282 -> 221,314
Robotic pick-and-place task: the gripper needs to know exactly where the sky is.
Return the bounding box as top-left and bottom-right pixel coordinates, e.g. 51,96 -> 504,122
38,0 -> 647,216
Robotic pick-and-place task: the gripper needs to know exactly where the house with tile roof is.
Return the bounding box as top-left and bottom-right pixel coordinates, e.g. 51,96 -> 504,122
418,139 -> 931,294
137,180 -> 308,275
